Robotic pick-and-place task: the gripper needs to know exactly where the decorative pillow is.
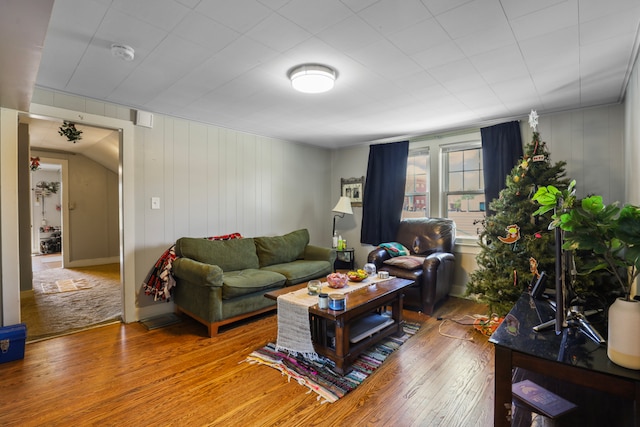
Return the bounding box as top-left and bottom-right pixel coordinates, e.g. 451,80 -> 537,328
378,242 -> 409,257
254,229 -> 310,268
383,256 -> 424,270
175,237 -> 259,271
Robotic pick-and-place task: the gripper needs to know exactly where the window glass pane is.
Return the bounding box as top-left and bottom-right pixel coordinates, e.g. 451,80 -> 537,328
448,151 -> 463,172
463,170 -> 480,191
405,153 -> 428,193
446,194 -> 486,238
402,150 -> 429,220
449,171 -> 463,192
463,149 -> 480,170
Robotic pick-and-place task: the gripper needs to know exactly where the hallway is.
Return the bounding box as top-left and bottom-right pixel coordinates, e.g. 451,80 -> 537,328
21,254 -> 122,342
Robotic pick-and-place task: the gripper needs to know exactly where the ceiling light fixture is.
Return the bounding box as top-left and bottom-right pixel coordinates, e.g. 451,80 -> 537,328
289,64 -> 336,94
111,43 -> 135,61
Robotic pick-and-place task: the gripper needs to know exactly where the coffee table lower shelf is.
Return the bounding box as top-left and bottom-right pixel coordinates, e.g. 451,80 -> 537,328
311,309 -> 403,374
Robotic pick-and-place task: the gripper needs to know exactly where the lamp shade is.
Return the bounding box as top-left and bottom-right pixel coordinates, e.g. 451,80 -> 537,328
332,196 -> 353,215
289,64 -> 336,93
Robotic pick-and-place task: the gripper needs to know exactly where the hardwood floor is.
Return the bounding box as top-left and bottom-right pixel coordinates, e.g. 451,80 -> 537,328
0,297 -> 494,427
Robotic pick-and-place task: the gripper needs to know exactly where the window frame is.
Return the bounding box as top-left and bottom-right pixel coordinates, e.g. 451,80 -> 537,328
440,140 -> 484,243
402,131 -> 484,246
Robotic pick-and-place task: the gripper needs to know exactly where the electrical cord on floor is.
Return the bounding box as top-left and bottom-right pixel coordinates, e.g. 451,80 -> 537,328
436,314 -> 499,341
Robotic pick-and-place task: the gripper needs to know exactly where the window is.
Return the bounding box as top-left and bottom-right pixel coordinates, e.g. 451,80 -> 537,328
402,133 -> 484,241
442,143 -> 485,239
402,149 -> 429,219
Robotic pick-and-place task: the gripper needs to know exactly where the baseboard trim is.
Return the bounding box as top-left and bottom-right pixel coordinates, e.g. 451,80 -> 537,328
65,256 -> 119,268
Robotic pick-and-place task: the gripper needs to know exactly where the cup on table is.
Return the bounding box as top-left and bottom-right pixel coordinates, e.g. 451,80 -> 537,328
307,280 -> 321,295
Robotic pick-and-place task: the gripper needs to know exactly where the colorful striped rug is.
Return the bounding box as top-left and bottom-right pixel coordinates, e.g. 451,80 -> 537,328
245,322 -> 420,403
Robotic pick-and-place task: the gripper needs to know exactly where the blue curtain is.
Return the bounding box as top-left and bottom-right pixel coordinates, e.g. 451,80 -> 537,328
360,141 -> 409,245
481,121 -> 523,215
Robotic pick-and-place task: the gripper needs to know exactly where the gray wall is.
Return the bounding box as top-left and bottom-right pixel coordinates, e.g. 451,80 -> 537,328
625,51 -> 640,206
522,105 -> 625,205
624,54 -> 640,297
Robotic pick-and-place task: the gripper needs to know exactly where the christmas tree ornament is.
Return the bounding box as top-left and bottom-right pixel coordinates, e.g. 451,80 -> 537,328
30,157 -> 40,171
528,109 -> 539,130
498,224 -> 521,244
529,257 -> 540,278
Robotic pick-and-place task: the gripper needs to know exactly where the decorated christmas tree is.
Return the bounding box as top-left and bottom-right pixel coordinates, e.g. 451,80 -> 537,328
466,111 -> 570,316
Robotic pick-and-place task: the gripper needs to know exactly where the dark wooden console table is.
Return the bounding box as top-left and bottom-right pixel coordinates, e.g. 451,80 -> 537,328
490,293 -> 640,426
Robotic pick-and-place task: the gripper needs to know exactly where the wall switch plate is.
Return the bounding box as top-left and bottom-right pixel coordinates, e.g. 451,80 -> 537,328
151,197 -> 160,210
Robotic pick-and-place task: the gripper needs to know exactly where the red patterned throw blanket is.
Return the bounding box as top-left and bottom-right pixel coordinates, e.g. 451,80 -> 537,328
143,232 -> 242,302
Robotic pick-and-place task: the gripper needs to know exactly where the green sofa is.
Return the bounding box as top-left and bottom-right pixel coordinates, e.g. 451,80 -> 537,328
172,229 -> 336,336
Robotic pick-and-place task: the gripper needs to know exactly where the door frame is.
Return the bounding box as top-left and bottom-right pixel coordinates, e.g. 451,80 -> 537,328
31,158 -> 67,264
20,104 -> 136,323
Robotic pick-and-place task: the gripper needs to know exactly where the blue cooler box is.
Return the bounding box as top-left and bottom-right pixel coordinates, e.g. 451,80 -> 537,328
0,323 -> 26,364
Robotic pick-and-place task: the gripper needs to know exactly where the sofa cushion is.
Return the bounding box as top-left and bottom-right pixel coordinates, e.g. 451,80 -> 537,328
383,255 -> 424,270
221,269 -> 286,299
175,237 -> 259,271
254,229 -> 309,268
262,259 -> 332,286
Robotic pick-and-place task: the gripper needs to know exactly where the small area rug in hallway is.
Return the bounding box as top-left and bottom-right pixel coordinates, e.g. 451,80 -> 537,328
245,322 -> 419,403
22,264 -> 122,342
41,278 -> 92,294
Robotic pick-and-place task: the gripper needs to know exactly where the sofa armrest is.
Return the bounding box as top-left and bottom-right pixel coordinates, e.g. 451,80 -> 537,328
304,244 -> 337,265
367,248 -> 391,269
172,258 -> 224,287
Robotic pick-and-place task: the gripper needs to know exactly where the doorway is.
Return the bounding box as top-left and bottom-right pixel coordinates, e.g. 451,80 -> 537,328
19,114 -> 123,341
31,161 -> 62,257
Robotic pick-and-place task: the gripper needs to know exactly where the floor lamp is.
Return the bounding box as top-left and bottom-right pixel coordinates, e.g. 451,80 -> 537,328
332,196 -> 353,246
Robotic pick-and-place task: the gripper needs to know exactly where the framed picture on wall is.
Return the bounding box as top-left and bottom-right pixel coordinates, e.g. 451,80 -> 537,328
341,176 -> 364,207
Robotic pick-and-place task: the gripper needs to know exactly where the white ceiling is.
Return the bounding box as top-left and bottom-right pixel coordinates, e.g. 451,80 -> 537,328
8,0 -> 640,149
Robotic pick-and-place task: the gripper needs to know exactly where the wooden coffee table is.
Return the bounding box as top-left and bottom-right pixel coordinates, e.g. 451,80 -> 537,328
265,277 -> 414,374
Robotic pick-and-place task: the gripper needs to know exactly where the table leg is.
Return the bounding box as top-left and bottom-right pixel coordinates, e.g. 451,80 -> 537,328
494,345 -> 513,427
390,293 -> 404,336
333,318 -> 349,374
635,381 -> 640,427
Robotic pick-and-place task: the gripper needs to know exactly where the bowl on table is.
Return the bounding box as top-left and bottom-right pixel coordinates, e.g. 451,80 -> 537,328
347,269 -> 368,282
326,272 -> 349,288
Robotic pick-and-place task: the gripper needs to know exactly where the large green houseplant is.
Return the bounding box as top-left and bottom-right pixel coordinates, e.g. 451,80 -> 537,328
533,180 -> 640,369
532,180 -> 640,301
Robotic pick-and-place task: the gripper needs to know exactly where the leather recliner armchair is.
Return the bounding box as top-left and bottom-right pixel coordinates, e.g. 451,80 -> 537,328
367,218 -> 456,315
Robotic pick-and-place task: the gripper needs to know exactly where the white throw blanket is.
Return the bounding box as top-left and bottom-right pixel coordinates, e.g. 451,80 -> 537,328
275,276 -> 394,359
276,291 -> 319,359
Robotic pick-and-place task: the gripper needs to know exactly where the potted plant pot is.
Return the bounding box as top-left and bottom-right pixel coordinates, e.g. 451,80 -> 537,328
608,297 -> 640,369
